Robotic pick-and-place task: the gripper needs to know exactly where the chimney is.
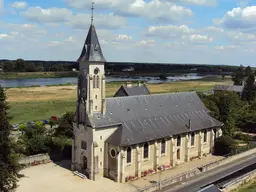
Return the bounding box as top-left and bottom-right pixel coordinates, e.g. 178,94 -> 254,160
189,119 -> 191,131
126,81 -> 132,88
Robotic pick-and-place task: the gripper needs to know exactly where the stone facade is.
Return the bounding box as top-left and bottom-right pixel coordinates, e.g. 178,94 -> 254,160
73,122 -> 222,182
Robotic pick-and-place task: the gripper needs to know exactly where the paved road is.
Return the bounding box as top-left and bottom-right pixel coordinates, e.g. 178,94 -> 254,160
159,153 -> 256,192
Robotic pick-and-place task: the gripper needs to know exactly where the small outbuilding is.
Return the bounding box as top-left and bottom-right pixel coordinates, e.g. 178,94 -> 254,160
114,82 -> 150,97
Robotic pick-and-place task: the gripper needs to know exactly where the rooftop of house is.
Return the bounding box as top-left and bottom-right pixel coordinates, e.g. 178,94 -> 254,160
85,92 -> 223,146
214,84 -> 244,93
114,82 -> 150,97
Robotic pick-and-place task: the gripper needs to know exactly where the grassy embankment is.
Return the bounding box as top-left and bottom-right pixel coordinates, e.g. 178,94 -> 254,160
6,76 -> 232,124
232,179 -> 256,192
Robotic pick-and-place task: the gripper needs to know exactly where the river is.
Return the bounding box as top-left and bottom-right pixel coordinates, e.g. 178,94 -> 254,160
0,73 -> 208,88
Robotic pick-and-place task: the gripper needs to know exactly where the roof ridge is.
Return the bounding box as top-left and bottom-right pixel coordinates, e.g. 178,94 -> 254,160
107,91 -> 197,100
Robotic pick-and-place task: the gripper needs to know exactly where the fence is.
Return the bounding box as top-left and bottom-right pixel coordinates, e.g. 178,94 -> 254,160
132,147 -> 256,192
18,153 -> 51,167
199,147 -> 256,172
132,168 -> 200,192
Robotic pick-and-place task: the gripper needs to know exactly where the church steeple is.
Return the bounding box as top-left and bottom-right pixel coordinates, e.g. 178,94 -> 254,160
77,24 -> 106,63
76,2 -> 106,122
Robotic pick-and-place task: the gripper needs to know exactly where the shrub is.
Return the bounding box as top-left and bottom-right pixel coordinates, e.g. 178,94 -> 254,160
233,133 -> 252,142
214,135 -> 236,156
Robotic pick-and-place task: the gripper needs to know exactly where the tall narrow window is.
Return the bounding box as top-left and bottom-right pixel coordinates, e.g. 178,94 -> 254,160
93,75 -> 96,88
191,132 -> 195,146
143,142 -> 149,159
177,149 -> 180,160
161,139 -> 166,155
127,147 -> 132,163
96,75 -> 100,88
81,141 -> 87,150
204,130 -> 207,142
177,135 -> 181,147
214,129 -> 217,140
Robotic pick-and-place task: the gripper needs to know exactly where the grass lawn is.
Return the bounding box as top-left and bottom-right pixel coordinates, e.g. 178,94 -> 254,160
6,77 -> 232,124
232,179 -> 256,192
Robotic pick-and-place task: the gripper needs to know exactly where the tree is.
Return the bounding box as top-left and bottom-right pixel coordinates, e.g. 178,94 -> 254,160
0,86 -> 21,192
54,112 -> 75,138
214,135 -> 236,156
21,123 -> 50,155
242,73 -> 256,103
245,66 -> 252,77
232,65 -> 244,85
15,59 -> 26,72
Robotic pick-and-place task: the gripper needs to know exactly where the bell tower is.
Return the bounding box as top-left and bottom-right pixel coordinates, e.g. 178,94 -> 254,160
76,4 -> 106,125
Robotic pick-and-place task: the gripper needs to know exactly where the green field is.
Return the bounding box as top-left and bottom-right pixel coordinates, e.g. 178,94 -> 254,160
6,76 -> 232,124
232,180 -> 256,192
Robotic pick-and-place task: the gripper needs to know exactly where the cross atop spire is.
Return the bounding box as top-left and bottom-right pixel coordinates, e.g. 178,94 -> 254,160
91,1 -> 95,25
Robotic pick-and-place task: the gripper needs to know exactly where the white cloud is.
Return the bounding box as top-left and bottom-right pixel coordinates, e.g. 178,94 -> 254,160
23,7 -> 73,23
173,0 -> 216,7
184,34 -> 213,43
237,0 -> 250,7
135,39 -> 156,48
66,0 -> 193,22
215,6 -> 256,30
11,1 -> 27,9
146,25 -> 193,38
65,0 -> 119,9
215,45 -> 240,51
118,0 -> 193,22
115,34 -> 132,41
66,13 -> 126,29
0,34 -> 10,39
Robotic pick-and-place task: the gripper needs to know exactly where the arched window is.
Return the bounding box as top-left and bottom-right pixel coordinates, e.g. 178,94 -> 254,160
127,147 -> 132,163
204,130 -> 207,142
177,135 -> 181,147
191,132 -> 195,146
161,139 -> 166,154
143,142 -> 149,159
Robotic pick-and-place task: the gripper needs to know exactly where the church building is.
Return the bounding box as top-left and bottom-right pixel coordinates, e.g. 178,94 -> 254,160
72,22 -> 223,183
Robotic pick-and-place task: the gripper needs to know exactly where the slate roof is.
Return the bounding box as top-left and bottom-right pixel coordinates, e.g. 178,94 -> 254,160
77,24 -> 106,63
197,184 -> 221,192
114,84 -> 150,97
87,92 -> 223,147
214,84 -> 244,93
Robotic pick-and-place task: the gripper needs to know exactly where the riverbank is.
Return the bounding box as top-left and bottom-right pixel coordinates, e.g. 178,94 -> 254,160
0,71 -> 228,80
6,77 -> 232,124
0,71 -> 78,79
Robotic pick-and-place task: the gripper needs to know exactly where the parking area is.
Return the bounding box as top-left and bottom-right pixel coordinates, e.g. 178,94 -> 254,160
17,160 -> 135,192
17,155 -> 223,192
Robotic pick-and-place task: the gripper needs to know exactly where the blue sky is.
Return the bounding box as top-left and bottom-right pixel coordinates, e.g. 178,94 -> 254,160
0,0 -> 256,65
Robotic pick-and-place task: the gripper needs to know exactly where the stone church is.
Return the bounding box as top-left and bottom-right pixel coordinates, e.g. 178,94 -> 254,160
71,23 -> 223,183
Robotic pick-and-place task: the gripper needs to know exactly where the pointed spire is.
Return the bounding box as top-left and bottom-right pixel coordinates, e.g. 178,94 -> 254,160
77,2 -> 106,63
91,2 -> 95,25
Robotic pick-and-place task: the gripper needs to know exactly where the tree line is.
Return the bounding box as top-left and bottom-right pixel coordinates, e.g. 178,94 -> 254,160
200,66 -> 256,155
0,58 -> 246,74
